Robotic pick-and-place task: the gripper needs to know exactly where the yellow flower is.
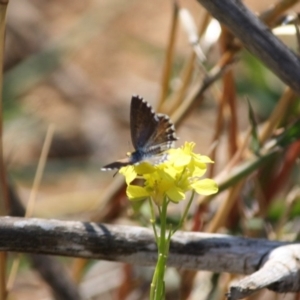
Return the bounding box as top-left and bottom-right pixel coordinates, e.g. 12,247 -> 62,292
119,142 -> 218,205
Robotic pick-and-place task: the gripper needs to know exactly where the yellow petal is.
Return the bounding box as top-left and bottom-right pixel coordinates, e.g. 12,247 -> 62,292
134,162 -> 156,174
166,187 -> 185,203
191,179 -> 218,195
118,142 -> 218,204
182,142 -> 195,154
195,154 -> 214,163
119,166 -> 137,185
192,166 -> 207,178
126,185 -> 150,201
168,150 -> 191,167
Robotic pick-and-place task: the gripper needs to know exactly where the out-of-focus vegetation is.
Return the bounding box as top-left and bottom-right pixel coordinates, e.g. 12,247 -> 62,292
1,0 -> 300,299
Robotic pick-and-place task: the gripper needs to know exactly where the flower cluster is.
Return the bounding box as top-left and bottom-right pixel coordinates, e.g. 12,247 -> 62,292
119,142 -> 218,205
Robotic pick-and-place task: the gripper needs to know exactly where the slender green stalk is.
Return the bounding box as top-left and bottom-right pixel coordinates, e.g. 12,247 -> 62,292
150,197 -> 169,300
150,192 -> 197,299
150,264 -> 158,300
149,197 -> 160,299
149,197 -> 158,243
154,196 -> 168,300
173,190 -> 195,234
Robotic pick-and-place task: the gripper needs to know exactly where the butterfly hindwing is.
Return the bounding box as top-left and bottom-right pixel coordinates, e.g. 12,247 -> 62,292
143,113 -> 177,153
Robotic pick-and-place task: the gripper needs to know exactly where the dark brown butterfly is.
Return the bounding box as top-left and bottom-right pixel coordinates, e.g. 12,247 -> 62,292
101,95 -> 178,170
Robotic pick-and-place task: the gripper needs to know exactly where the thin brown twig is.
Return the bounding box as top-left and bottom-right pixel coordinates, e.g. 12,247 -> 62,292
157,0 -> 179,110
260,87 -> 295,144
274,187 -> 300,238
0,1 -> 8,299
206,180 -> 244,233
195,0 -> 300,94
260,0 -> 300,25
7,124 -> 55,291
8,182 -> 81,300
162,11 -> 211,116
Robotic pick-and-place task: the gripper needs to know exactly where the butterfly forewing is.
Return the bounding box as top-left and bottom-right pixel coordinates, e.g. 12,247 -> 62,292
130,95 -> 163,149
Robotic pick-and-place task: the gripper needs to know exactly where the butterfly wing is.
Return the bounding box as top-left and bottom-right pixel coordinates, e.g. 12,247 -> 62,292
130,95 -> 162,149
102,95 -> 178,171
130,95 -> 178,151
144,113 -> 177,151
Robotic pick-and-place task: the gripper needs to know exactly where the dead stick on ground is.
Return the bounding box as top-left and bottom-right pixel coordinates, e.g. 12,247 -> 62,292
1,216 -> 299,298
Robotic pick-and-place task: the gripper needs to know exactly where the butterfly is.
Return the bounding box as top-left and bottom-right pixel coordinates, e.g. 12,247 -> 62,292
101,95 -> 178,170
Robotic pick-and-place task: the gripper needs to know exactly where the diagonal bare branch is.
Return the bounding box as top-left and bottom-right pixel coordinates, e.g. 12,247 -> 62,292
195,0 -> 300,94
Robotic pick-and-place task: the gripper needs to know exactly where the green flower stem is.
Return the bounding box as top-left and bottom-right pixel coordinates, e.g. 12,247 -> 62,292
149,197 -> 158,243
150,196 -> 169,300
150,191 -> 195,299
173,190 -> 195,234
150,266 -> 158,300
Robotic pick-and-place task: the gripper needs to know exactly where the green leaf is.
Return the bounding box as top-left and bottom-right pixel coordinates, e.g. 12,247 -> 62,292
247,98 -> 260,155
275,118 -> 300,148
